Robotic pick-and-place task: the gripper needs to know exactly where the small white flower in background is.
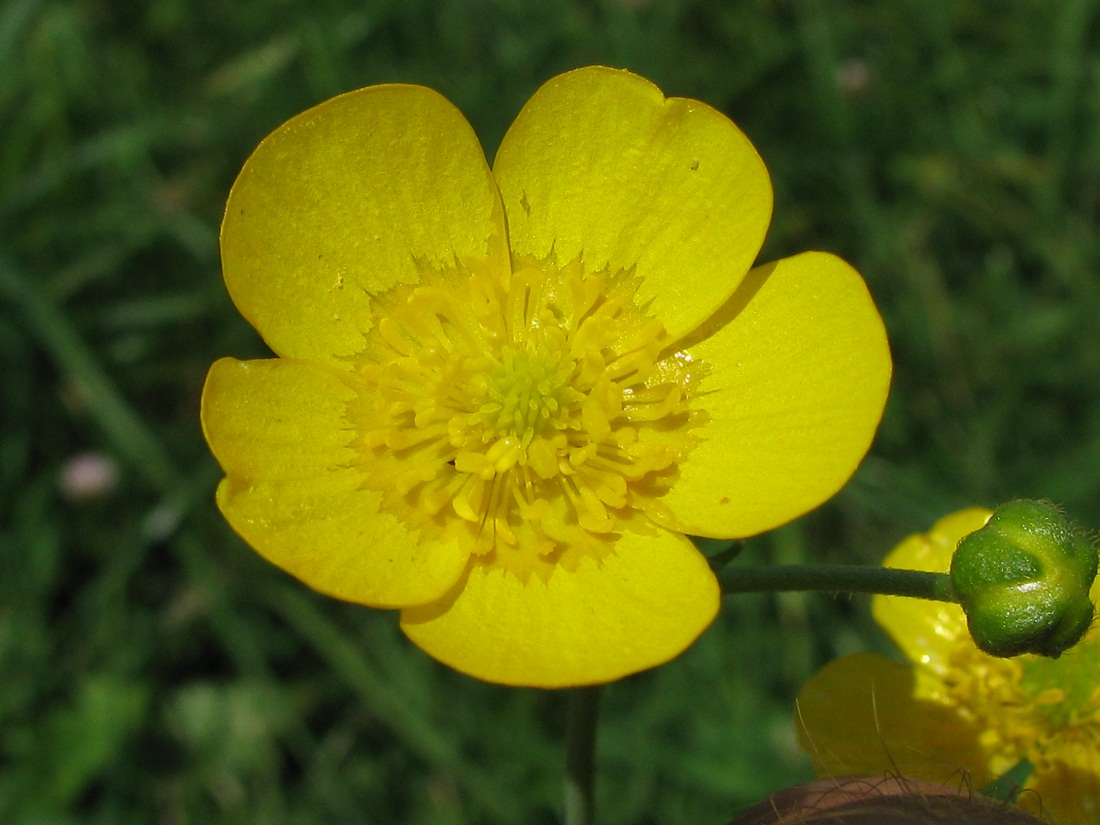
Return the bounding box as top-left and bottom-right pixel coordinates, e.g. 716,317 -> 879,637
835,58 -> 871,96
59,452 -> 120,501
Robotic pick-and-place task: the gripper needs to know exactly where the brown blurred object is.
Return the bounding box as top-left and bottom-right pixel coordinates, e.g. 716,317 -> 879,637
727,776 -> 1048,824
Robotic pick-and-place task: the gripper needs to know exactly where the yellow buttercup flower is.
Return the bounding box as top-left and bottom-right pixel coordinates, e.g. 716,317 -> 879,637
797,509 -> 1100,824
201,66 -> 891,687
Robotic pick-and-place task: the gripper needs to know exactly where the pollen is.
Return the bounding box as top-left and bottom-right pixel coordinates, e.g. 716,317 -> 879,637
349,255 -> 704,580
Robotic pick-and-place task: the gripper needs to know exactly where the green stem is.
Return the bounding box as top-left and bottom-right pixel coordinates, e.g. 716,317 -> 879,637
564,685 -> 602,825
717,564 -> 957,602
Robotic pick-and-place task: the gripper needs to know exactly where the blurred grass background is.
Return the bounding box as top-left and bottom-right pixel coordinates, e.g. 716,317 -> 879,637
3,0 -> 1100,822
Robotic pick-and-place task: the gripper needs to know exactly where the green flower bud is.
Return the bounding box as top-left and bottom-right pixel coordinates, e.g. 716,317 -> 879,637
950,499 -> 1097,659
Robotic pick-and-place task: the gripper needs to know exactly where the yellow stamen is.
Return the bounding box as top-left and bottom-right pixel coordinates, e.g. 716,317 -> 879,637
942,636 -> 1100,778
349,255 -> 705,581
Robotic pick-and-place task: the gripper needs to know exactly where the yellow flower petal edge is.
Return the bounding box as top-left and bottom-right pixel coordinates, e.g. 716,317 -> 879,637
798,509 -> 1100,825
654,252 -> 891,538
202,358 -> 469,607
402,524 -> 719,687
205,66 -> 890,686
221,84 -> 508,365
872,508 -> 991,679
493,66 -> 772,341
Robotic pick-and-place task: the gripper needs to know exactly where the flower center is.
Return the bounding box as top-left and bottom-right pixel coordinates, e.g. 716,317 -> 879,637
349,255 -> 704,580
482,347 -> 571,443
942,634 -> 1100,777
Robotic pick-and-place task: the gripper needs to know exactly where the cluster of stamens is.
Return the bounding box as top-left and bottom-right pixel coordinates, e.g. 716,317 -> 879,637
942,640 -> 1100,777
349,255 -> 702,580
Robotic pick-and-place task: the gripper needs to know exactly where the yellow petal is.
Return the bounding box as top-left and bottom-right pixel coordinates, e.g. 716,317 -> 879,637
201,357 -> 468,607
222,85 -> 508,365
796,652 -> 993,786
655,252 -> 891,538
492,66 -> 772,340
873,508 -> 992,679
400,526 -> 719,687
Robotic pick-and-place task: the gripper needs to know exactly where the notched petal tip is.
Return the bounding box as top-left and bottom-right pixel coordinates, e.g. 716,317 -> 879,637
493,65 -> 773,341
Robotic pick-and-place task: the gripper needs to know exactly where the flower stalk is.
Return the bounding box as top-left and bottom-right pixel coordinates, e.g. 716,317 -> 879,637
719,500 -> 1098,662
717,563 -> 957,602
564,685 -> 602,825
